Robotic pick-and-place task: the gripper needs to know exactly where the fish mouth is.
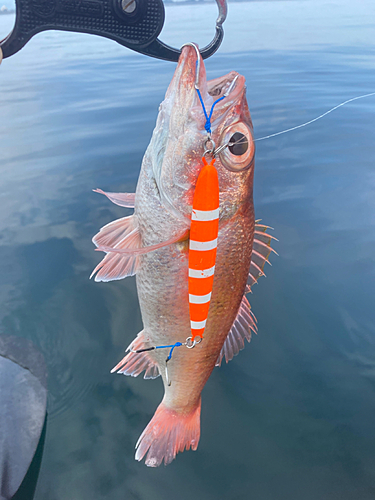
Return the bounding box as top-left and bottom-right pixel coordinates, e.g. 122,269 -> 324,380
206,72 -> 245,101
167,45 -> 245,116
151,46 -> 248,223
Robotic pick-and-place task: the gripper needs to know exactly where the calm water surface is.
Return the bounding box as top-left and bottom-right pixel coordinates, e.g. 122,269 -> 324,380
1,0 -> 375,498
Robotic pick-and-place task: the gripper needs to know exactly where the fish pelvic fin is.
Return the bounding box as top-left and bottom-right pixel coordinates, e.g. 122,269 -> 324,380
110,331 -> 160,379
216,295 -> 257,367
92,213 -> 135,249
90,214 -> 141,282
247,220 -> 278,289
135,399 -> 201,467
91,212 -> 188,282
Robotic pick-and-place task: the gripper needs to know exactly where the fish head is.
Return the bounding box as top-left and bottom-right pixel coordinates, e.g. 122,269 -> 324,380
148,45 -> 255,223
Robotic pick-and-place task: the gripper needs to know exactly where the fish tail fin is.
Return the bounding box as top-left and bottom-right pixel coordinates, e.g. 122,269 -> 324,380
135,398 -> 201,467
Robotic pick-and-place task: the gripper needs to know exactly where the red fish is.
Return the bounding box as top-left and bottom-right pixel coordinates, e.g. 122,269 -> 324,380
91,46 -> 275,467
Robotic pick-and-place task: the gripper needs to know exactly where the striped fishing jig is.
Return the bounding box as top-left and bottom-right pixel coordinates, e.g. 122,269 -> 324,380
185,42 -> 237,345
188,156 -> 219,343
159,42 -> 239,374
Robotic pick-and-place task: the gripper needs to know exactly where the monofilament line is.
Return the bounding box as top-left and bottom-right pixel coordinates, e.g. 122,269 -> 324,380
254,92 -> 375,142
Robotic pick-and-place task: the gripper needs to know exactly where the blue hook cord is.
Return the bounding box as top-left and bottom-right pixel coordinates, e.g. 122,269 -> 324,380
196,88 -> 225,134
132,342 -> 183,362
156,342 -> 183,361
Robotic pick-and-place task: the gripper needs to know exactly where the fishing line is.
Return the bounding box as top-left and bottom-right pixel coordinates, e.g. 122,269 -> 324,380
254,92 -> 375,142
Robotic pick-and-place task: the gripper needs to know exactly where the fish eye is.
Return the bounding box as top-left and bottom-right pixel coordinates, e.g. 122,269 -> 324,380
219,123 -> 254,172
228,132 -> 248,156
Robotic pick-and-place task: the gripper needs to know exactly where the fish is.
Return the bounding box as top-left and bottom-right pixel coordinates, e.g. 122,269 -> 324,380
91,45 -> 276,467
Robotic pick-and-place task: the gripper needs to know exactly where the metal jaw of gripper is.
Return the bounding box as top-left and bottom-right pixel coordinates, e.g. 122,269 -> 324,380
0,0 -> 227,61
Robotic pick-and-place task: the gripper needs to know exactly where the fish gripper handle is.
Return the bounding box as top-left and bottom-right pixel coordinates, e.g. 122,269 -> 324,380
0,0 -> 226,61
0,0 -> 165,59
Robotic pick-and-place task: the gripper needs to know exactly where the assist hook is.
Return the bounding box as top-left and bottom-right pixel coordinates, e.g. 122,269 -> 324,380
0,0 -> 227,62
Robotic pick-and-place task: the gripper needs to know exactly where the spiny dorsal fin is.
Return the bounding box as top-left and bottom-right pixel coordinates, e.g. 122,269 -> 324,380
93,188 -> 135,208
215,295 -> 257,367
111,331 -> 160,379
248,220 -> 278,290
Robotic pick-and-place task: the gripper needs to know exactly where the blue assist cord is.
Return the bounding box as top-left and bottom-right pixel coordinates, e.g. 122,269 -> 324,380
196,87 -> 225,134
132,342 -> 183,362
155,342 -> 183,361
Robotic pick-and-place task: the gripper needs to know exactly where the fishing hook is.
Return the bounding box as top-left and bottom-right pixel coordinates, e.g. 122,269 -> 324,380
128,336 -> 202,386
165,358 -> 171,386
164,335 -> 202,386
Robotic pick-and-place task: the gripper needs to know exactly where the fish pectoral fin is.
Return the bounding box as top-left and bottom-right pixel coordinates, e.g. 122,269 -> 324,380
247,220 -> 278,290
90,215 -> 141,282
93,188 -> 135,208
95,229 -> 189,256
215,295 -> 257,367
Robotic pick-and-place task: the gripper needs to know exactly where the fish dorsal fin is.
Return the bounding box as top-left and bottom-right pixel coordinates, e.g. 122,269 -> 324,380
215,295 -> 257,367
215,221 -> 276,366
110,331 -> 160,379
93,188 -> 135,208
248,221 -> 278,290
90,215 -> 141,282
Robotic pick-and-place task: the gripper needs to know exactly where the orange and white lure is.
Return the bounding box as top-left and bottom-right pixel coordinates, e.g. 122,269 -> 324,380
188,157 -> 219,342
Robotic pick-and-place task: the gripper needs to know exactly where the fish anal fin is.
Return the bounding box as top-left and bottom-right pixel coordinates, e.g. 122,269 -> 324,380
93,188 -> 135,208
111,350 -> 160,379
135,398 -> 201,467
215,295 -> 257,367
110,331 -> 160,379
